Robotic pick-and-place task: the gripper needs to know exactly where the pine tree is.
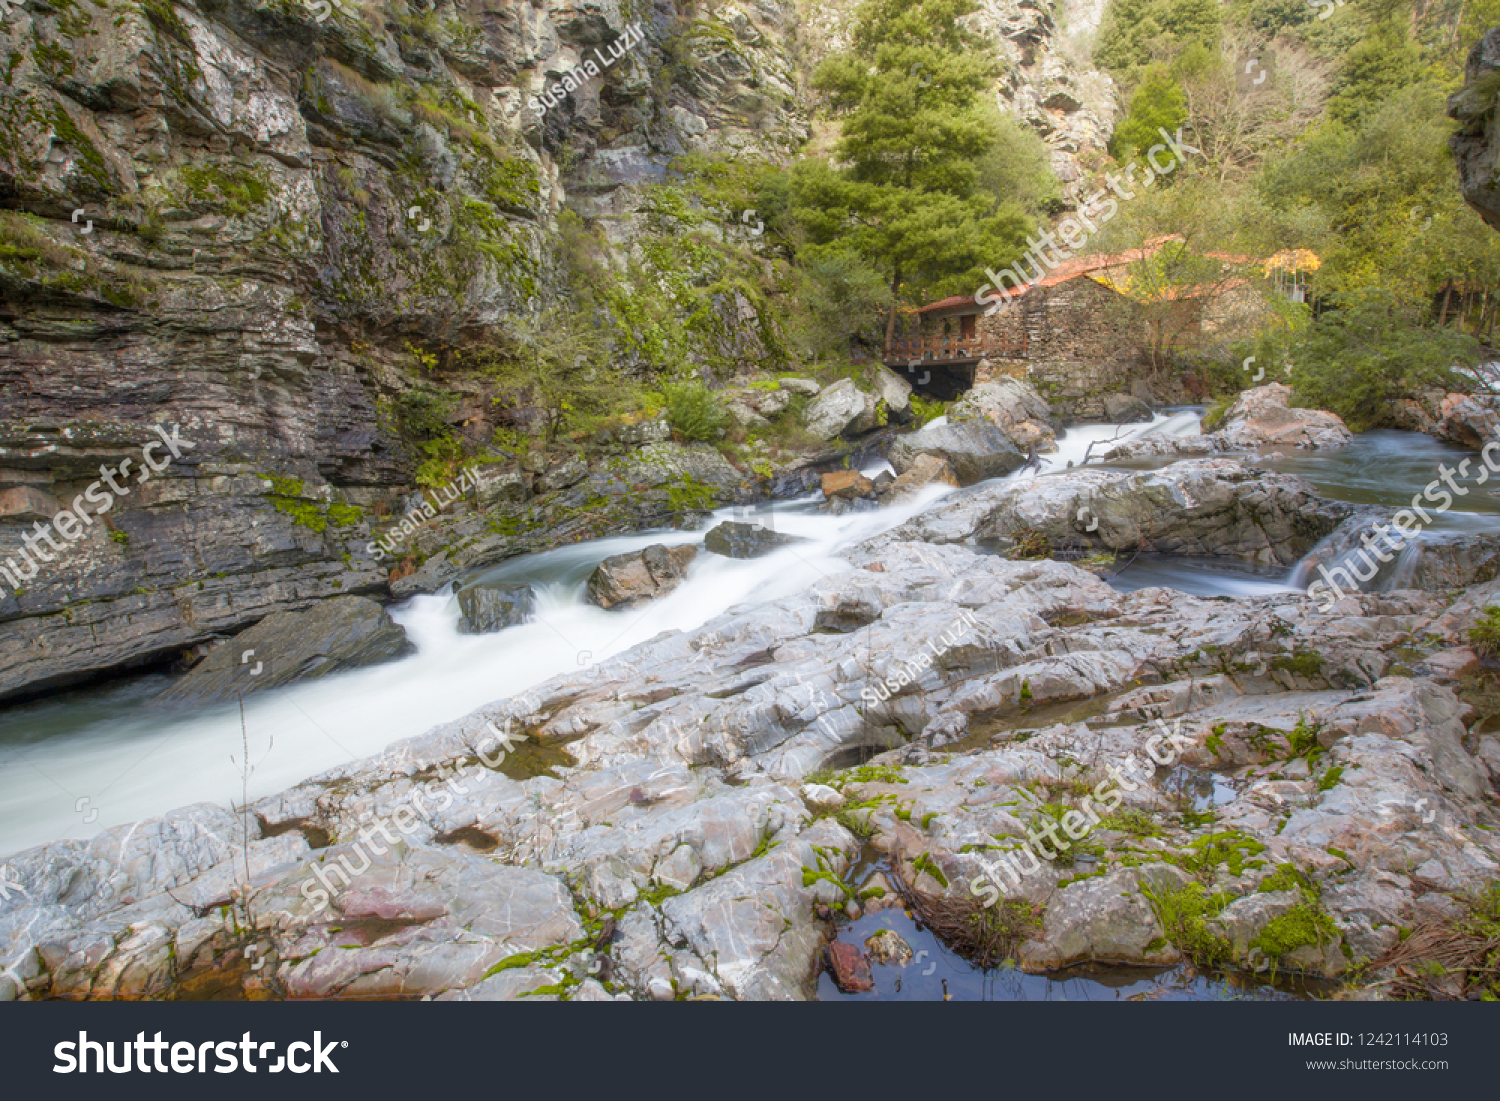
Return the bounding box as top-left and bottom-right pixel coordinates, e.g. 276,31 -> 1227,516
793,0 -> 1035,345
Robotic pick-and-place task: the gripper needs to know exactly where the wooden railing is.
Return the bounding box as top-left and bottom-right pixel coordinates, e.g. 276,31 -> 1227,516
881,332 -> 1028,364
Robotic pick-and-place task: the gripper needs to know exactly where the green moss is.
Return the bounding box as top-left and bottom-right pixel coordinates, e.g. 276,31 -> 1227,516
1251,899 -> 1340,964
912,852 -> 949,889
326,501 -> 363,528
664,474 -> 720,513
1316,765 -> 1344,792
1097,808 -> 1163,838
1142,881 -> 1233,966
1179,829 -> 1267,877
638,881 -> 683,908
179,163 -> 274,217
1199,396 -> 1233,432
1272,650 -> 1324,679
49,105 -> 112,194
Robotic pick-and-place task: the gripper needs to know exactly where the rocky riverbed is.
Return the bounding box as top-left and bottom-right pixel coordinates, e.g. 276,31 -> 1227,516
3,452 -> 1498,1002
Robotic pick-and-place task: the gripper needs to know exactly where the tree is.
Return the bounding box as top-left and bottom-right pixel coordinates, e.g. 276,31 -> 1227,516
795,0 -> 1038,345
1277,287 -> 1477,430
1095,0 -> 1222,74
1110,65 -> 1189,161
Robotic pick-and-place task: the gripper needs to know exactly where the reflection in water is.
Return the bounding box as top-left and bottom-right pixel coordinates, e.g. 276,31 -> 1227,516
817,906 -> 1329,1002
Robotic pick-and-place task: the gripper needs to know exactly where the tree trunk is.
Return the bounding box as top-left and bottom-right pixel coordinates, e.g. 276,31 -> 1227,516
1439,281 -> 1453,328
885,264 -> 902,353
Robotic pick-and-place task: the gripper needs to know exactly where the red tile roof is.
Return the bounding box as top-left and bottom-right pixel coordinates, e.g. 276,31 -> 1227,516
918,241 -> 1270,313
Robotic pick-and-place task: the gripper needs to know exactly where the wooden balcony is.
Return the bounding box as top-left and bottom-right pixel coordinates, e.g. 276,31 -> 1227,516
881,332 -> 1028,367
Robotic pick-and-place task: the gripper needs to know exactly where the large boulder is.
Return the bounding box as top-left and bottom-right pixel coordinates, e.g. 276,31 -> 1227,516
1433,392 -> 1500,450
725,385 -> 792,429
888,421 -> 1025,486
470,463 -> 529,508
586,544 -> 698,609
704,521 -> 803,559
158,596 -> 414,703
1214,384 -> 1352,450
950,377 -> 1056,452
779,377 -> 821,397
1103,392 -> 1153,424
802,379 -> 870,440
869,457 -> 1355,566
870,367 -> 913,424
456,584 -> 536,634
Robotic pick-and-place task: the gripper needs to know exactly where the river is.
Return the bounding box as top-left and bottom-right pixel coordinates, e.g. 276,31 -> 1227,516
1,415 -> 1495,867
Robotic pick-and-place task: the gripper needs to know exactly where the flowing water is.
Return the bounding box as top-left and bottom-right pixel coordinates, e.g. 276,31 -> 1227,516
9,410 -> 1495,999
0,414 -> 1202,857
10,412 -> 1498,859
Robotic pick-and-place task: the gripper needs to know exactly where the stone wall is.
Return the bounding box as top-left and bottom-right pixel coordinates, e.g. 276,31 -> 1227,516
919,277 -> 1209,419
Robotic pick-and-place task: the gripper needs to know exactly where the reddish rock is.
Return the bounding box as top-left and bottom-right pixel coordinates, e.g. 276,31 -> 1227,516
826,941 -> 874,992
821,470 -> 875,500
879,453 -> 960,504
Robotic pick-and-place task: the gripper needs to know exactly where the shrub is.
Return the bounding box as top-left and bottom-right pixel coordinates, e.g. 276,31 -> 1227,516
661,382 -> 729,442
1469,605 -> 1500,658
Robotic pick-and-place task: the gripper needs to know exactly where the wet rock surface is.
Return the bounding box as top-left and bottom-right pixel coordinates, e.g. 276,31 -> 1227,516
704,521 -> 803,559
157,596 -> 414,703
457,585 -> 537,634
6,460 -> 1498,999
889,421 -> 1026,486
586,545 -> 698,609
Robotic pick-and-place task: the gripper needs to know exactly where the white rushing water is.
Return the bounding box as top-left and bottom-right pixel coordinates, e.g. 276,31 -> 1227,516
0,413 -> 1202,856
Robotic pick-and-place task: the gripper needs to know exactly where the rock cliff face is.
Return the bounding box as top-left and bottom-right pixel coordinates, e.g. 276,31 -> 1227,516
0,0 -> 804,697
0,0 -> 1116,699
1451,28 -> 1500,232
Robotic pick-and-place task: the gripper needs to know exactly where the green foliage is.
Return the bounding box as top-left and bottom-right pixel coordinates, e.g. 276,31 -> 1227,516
1327,23 -> 1425,129
1095,0 -> 1221,75
909,393 -> 948,427
1469,605 -> 1500,659
660,382 -> 730,443
1110,64 -> 1188,162
787,246 -> 893,359
177,163 -> 272,217
791,0 -> 1047,318
1276,287 -> 1477,431
470,308 -> 618,443
1142,881 -> 1233,966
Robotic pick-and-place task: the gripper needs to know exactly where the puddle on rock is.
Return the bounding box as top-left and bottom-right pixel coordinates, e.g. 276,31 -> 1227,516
819,848 -> 1333,1002
818,908 -> 1332,1002
1156,765 -> 1239,813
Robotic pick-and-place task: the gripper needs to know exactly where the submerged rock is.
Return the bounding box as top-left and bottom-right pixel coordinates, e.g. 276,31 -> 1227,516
826,941 -> 874,992
864,929 -> 914,966
157,596 -> 414,703
586,544 -> 698,609
457,585 -> 536,634
704,521 -> 802,558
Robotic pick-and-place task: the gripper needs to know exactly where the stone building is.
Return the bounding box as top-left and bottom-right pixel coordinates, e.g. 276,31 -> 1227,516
888,241 -> 1302,413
